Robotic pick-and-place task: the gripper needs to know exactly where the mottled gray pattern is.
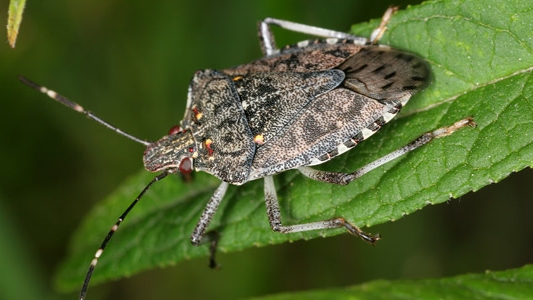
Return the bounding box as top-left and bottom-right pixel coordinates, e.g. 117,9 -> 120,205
225,40 -> 365,74
183,70 -> 255,184
233,70 -> 344,142
143,131 -> 196,172
248,88 -> 388,180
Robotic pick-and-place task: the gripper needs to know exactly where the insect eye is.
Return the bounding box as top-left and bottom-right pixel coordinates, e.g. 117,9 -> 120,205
179,157 -> 193,174
168,125 -> 181,135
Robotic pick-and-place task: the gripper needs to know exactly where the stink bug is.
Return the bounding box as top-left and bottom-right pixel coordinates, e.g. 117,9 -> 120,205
20,7 -> 474,300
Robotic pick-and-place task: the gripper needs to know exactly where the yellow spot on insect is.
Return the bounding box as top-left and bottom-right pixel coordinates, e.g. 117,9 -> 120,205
254,134 -> 265,145
233,75 -> 243,81
192,106 -> 203,120
205,138 -> 214,156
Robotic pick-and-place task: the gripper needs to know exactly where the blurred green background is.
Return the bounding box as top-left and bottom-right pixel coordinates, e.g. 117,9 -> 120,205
1,0 -> 532,299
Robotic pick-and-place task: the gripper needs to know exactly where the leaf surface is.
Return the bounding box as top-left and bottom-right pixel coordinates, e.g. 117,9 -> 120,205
7,0 -> 26,48
251,265 -> 533,300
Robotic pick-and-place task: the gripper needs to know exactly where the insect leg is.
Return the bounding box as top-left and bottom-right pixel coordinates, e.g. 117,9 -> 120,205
190,181 -> 229,245
258,5 -> 400,56
258,18 -> 366,56
299,118 -> 476,185
206,231 -> 220,269
257,19 -> 277,56
369,6 -> 398,44
263,176 -> 379,244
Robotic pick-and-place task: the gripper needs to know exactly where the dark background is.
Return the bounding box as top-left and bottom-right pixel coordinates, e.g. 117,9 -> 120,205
1,1 -> 532,299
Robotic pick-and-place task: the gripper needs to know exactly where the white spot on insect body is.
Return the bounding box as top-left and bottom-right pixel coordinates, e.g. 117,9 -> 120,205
361,127 -> 376,139
326,38 -> 339,45
382,111 -> 398,123
297,40 -> 309,48
336,143 -> 350,156
400,95 -> 410,106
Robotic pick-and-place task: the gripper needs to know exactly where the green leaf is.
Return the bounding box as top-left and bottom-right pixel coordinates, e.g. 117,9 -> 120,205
250,264 -> 533,300
7,0 -> 26,48
56,0 -> 533,293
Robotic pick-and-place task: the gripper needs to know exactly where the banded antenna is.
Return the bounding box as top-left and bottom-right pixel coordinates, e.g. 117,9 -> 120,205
19,76 -> 151,146
19,76 -> 172,300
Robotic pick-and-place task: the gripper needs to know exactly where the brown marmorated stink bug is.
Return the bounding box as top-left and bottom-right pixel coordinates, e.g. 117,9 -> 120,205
20,7 -> 474,300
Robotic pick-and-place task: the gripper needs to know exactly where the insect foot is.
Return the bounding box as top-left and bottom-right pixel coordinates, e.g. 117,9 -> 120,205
17,7 -> 476,300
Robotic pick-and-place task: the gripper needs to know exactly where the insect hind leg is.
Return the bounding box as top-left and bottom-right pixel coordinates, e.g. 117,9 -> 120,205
299,118 -> 476,185
263,176 -> 380,244
369,6 -> 398,43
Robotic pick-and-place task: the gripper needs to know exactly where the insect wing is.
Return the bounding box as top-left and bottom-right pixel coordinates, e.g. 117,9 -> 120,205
249,47 -> 429,179
249,87 -> 390,179
338,46 -> 429,102
232,70 -> 345,143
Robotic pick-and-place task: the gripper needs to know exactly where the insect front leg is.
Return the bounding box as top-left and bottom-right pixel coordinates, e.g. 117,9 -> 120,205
263,176 -> 379,244
258,6 -> 400,56
299,118 -> 476,185
190,181 -> 229,245
258,18 -> 365,56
